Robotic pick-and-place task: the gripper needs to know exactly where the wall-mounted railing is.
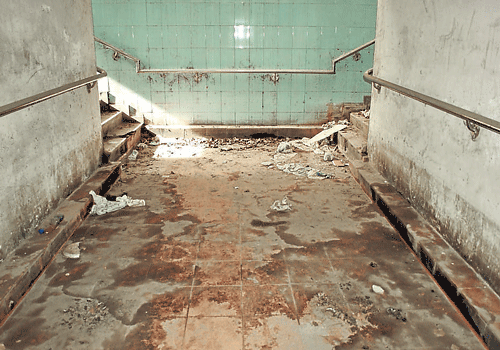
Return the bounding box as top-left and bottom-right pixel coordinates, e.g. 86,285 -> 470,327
363,68 -> 500,140
94,36 -> 375,76
0,68 -> 107,118
333,39 -> 375,73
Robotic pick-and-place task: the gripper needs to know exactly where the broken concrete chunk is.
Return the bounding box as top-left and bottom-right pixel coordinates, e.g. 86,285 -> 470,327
372,285 -> 384,294
276,142 -> 292,153
270,196 -> 292,212
128,150 -> 139,161
63,242 -> 81,259
308,125 -> 347,144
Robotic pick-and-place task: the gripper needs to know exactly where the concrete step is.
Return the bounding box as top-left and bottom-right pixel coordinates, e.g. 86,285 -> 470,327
146,125 -> 323,139
338,128 -> 368,162
349,111 -> 370,140
102,137 -> 127,163
101,110 -> 122,138
102,120 -> 143,163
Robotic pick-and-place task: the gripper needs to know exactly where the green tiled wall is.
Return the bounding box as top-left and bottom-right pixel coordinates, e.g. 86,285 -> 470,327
93,0 -> 377,125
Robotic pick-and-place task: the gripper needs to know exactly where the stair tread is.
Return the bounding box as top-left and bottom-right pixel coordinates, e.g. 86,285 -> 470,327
103,137 -> 126,155
107,121 -> 142,137
101,111 -> 121,126
349,112 -> 369,140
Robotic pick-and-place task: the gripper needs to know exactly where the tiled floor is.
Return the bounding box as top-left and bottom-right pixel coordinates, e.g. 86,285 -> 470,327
0,140 -> 486,349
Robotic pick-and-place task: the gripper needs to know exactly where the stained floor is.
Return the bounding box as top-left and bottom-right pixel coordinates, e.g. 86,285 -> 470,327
0,139 -> 486,349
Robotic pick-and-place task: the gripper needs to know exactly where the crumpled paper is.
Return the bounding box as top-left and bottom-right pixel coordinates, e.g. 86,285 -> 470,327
89,190 -> 145,215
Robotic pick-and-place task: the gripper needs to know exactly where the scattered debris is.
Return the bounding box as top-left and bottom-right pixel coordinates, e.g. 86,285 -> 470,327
362,110 -> 370,118
61,298 -> 109,334
38,214 -> 65,235
387,307 -> 406,322
308,125 -> 347,144
372,285 -> 385,294
261,161 -> 273,167
63,242 -> 81,259
275,163 -> 333,179
322,121 -> 337,129
137,143 -> 148,149
128,150 -> 139,161
270,196 -> 292,212
276,142 -> 292,153
339,281 -> 352,291
153,138 -> 207,158
273,152 -> 297,163
324,152 -> 333,161
89,190 -> 145,216
369,262 -> 378,268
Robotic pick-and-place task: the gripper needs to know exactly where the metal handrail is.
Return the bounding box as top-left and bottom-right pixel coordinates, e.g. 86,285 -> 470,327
0,67 -> 107,118
333,39 -> 375,73
94,37 -> 141,73
363,68 -> 500,136
95,36 -> 375,75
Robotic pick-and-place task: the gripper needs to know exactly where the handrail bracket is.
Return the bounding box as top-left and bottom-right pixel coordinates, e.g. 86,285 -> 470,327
363,68 -> 500,139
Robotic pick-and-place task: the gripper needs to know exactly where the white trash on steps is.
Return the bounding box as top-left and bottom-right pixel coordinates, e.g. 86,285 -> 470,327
89,190 -> 146,215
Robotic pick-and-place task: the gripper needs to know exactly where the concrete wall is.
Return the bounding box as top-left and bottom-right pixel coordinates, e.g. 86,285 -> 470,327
369,0 -> 500,292
92,0 -> 377,125
0,0 -> 101,259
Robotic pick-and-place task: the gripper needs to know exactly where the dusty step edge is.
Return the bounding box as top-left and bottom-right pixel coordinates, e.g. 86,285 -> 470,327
349,159 -> 499,349
349,112 -> 369,140
0,157 -> 130,326
101,111 -> 123,138
146,125 -> 323,139
338,129 -> 368,163
103,122 -> 143,163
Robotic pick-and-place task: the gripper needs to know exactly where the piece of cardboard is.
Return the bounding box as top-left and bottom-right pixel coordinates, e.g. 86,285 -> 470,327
308,125 -> 347,144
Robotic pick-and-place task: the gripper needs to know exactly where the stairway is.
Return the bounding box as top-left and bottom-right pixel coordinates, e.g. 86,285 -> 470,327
338,110 -> 370,162
100,100 -> 143,163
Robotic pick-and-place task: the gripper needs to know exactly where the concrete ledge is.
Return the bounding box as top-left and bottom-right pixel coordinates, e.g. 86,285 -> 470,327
0,163 -> 122,325
146,125 -> 323,139
348,159 -> 500,349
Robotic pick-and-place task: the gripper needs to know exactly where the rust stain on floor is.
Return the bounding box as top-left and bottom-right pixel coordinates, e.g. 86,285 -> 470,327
0,139 -> 486,349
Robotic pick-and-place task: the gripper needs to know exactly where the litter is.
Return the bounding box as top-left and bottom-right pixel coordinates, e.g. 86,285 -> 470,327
276,142 -> 292,153
63,242 -> 81,259
308,125 -> 347,144
333,159 -> 347,167
261,161 -> 273,166
89,190 -> 145,216
137,143 -> 148,149
128,150 -> 139,161
270,196 -> 292,212
275,163 -> 333,180
273,152 -> 297,163
372,285 -> 385,294
323,152 -> 333,161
